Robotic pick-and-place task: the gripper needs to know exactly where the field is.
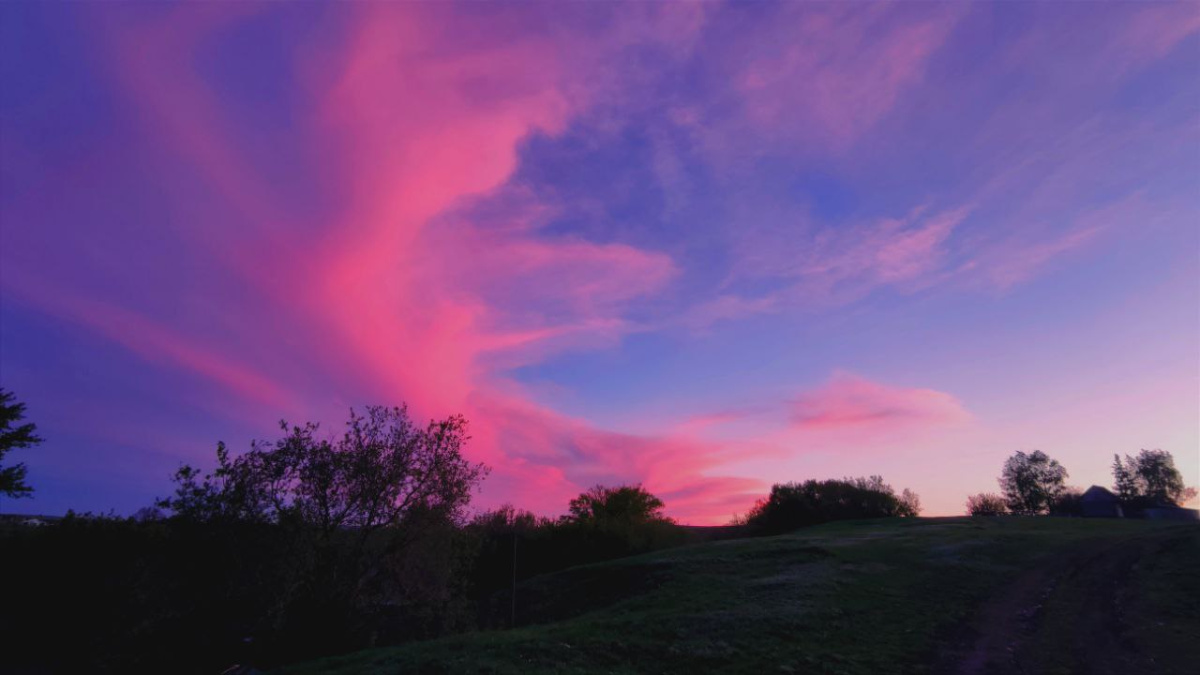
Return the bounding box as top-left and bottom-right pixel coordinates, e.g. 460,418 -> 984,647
281,517 -> 1199,675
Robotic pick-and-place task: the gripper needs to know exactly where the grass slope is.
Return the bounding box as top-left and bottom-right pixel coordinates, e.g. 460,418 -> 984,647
280,517 -> 1199,675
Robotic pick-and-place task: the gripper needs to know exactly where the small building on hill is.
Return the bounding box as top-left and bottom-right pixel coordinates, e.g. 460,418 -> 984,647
1080,486 -> 1123,518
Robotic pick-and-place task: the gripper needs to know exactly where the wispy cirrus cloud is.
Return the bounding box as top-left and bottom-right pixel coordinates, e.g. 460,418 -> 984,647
685,205 -> 972,328
733,3 -> 964,147
792,372 -> 971,433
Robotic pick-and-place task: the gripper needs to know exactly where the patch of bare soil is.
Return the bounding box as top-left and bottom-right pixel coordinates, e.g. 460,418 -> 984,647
935,535 -> 1164,675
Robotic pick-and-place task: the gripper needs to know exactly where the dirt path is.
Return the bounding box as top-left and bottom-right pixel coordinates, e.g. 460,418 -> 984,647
937,534 -> 1165,675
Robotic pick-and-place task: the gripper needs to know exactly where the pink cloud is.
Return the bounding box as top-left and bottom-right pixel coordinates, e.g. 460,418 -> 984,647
443,233 -> 677,326
304,3 -> 683,415
64,2 -> 759,523
795,206 -> 971,294
792,372 -> 971,432
471,394 -> 765,523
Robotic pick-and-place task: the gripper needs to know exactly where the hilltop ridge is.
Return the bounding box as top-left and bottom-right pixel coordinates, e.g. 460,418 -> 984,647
282,517 -> 1200,675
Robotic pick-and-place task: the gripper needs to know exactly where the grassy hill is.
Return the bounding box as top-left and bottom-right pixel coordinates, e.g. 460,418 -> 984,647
280,517 -> 1199,675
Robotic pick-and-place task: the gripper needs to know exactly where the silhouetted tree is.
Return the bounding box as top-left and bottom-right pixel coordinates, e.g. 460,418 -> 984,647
471,504 -> 545,533
999,450 -> 1067,515
567,484 -> 671,525
1112,454 -> 1138,503
1112,449 -> 1196,507
2,406 -> 491,673
0,388 -> 43,499
899,488 -> 922,517
966,492 -> 1007,516
158,406 -> 488,533
154,406 -> 489,659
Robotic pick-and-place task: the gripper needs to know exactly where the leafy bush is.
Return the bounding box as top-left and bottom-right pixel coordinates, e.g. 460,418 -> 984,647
737,476 -> 920,535
966,492 -> 1008,516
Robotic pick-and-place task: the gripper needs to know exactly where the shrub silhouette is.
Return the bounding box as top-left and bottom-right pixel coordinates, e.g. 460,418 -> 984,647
738,476 -> 920,535
966,492 -> 1008,516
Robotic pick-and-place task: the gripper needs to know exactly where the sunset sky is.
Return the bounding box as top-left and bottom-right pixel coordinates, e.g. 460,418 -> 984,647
1,1 -> 1197,523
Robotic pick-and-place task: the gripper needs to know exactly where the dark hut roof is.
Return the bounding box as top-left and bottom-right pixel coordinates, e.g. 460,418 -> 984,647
1081,485 -> 1120,503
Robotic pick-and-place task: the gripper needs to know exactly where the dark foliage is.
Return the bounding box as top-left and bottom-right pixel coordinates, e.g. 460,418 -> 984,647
0,388 -> 43,498
737,476 -> 920,535
0,512 -> 481,673
1047,487 -> 1084,517
999,450 -> 1068,515
0,470 -> 698,671
567,484 -> 669,525
1,406 -> 486,674
466,486 -> 690,627
966,492 -> 1008,516
157,406 -> 487,531
1112,449 -> 1196,509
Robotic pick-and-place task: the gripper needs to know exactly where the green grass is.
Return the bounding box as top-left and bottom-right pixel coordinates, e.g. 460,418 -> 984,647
1019,523 -> 1200,675
279,517 -> 1199,675
1125,531 -> 1200,673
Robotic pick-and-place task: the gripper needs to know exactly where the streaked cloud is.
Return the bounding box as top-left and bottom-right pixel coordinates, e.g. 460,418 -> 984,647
792,373 -> 971,432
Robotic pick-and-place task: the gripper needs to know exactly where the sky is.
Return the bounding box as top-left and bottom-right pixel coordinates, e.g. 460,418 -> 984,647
1,1 -> 1197,524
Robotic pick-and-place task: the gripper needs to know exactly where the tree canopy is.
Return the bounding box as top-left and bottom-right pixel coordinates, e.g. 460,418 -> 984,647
1112,449 -> 1196,507
1,388 -> 43,499
999,450 -> 1068,515
566,484 -> 671,526
157,405 -> 488,533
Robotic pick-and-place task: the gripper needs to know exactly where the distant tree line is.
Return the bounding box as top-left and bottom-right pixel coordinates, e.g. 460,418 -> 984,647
966,448 -> 1195,517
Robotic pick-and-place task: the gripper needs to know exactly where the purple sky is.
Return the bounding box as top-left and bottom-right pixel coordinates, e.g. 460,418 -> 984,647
2,1 -> 1197,523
